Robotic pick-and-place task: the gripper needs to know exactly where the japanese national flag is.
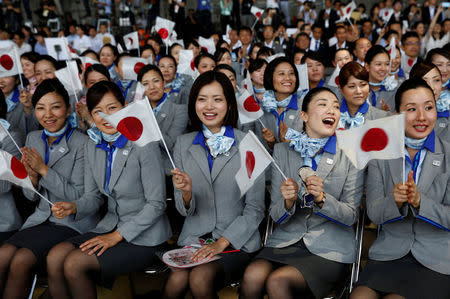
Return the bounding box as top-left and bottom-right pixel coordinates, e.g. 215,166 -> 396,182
123,31 -> 139,50
122,57 -> 151,81
133,82 -> 146,102
54,61 -> 83,96
237,90 -> 263,124
0,46 -> 22,78
45,37 -> 74,60
327,66 -> 341,88
341,1 -> 356,21
80,56 -> 99,70
198,36 -> 216,55
243,73 -> 253,94
177,49 -> 196,78
0,149 -> 35,191
335,114 -> 405,169
251,6 -> 264,19
296,63 -> 309,91
155,17 -> 175,42
98,98 -> 161,147
266,53 -> 285,64
382,9 -> 394,23
235,131 -> 273,196
387,36 -> 397,73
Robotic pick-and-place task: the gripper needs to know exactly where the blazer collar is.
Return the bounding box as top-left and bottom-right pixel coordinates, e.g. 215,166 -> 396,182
108,140 -> 133,192
417,136 -> 443,192
41,127 -> 74,167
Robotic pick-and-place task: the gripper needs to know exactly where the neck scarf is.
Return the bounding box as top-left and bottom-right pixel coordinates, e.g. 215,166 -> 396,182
0,119 -> 11,131
405,136 -> 427,150
44,122 -> 68,137
153,93 -> 167,116
87,124 -> 121,144
253,86 -> 266,94
339,100 -> 368,129
5,88 -> 19,113
202,125 -> 234,158
261,90 -> 292,112
285,128 -> 329,158
436,90 -> 449,113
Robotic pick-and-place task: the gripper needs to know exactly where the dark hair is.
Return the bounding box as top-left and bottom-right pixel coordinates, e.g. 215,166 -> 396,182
194,53 -> 215,69
20,51 -> 40,64
137,64 -> 164,82
426,48 -> 450,64
0,90 -> 7,119
296,32 -> 310,44
216,40 -> 230,50
157,55 -> 177,68
141,44 -> 156,58
394,78 -> 435,112
300,50 -> 325,65
334,48 -> 351,61
238,26 -> 252,35
186,39 -> 200,49
188,71 -> 238,130
334,24 -> 346,34
86,81 -> 125,113
214,64 -> 236,78
249,59 -> 268,73
36,55 -> 58,69
214,48 -> 231,64
115,52 -> 131,66
99,44 -> 119,59
401,31 -> 419,45
339,61 -> 369,87
264,57 -> 299,92
302,87 -> 338,112
13,30 -> 25,39
410,61 -> 441,80
249,42 -> 264,55
80,49 -> 99,61
256,46 -> 275,58
32,78 -> 70,108
36,30 -> 48,38
84,64 -> 111,85
364,45 -> 389,64
412,21 -> 424,30
169,43 -> 182,55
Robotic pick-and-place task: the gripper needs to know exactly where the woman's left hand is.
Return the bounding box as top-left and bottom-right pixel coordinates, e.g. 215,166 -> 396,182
279,122 -> 289,143
22,147 -> 49,177
305,175 -> 324,201
191,238 -> 229,262
407,171 -> 421,208
79,230 -> 124,256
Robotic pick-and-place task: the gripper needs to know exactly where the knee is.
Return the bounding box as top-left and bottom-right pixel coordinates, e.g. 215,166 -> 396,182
350,286 -> 377,299
63,252 -> 86,280
242,263 -> 269,287
266,272 -> 289,296
189,271 -> 211,296
47,244 -> 73,276
9,249 -> 36,275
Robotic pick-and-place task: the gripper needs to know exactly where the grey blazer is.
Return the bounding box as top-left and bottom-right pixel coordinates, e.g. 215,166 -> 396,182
21,130 -> 97,234
167,74 -> 193,105
366,136 -> 450,275
173,129 -> 266,253
156,100 -> 188,174
0,130 -> 24,232
368,87 -> 397,113
365,104 -> 391,120
266,142 -> 364,263
114,79 -> 138,104
435,115 -> 449,142
7,104 -> 39,137
75,139 -> 172,246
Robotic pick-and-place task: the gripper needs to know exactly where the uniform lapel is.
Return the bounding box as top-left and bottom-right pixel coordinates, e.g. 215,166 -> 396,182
47,136 -> 70,167
107,141 -> 133,191
189,143 -> 212,185
316,151 -> 336,180
418,149 -> 444,193
211,145 -> 238,182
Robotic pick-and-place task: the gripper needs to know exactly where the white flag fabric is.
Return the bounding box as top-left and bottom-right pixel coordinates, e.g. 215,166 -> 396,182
327,66 -> 341,88
123,31 -> 139,50
243,73 -> 253,94
98,98 -> 161,147
0,46 -> 22,78
45,37 -> 73,60
198,36 -> 216,55
80,56 -> 100,70
296,63 -> 309,91
117,43 -> 124,54
335,114 -> 405,169
235,130 -> 273,196
251,6 -> 264,18
133,82 -> 146,102
54,61 -> 82,96
387,36 -> 396,61
0,149 -> 35,191
381,9 -> 394,23
266,53 -> 285,63
0,122 -> 8,142
177,49 -> 196,78
341,1 -> 356,21
155,17 -> 175,42
237,90 -> 263,124
122,57 -> 151,81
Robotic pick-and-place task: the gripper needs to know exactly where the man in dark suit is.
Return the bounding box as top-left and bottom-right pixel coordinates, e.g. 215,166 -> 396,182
327,24 -> 350,66
317,0 -> 339,40
422,0 -> 445,25
309,24 -> 327,57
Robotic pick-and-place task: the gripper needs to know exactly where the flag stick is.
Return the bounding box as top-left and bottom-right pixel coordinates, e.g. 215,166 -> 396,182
248,130 -> 288,181
33,189 -> 53,206
402,154 -> 405,184
257,118 -> 266,128
13,48 -> 25,90
0,123 -> 22,154
251,17 -> 259,29
67,62 -> 79,103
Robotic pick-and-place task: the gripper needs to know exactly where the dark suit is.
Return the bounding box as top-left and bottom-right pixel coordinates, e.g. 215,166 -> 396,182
317,8 -> 339,39
422,6 -> 445,25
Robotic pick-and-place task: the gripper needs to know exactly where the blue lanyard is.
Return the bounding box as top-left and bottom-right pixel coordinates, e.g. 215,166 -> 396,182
117,80 -> 134,99
269,94 -> 298,133
370,86 -> 386,106
437,110 -> 449,118
104,145 -> 115,194
406,150 -> 421,183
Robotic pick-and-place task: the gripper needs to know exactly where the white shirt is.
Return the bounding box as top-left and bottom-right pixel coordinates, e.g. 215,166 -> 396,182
73,35 -> 92,53
309,37 -> 321,51
89,36 -> 103,53
17,42 -> 32,55
264,39 -> 274,48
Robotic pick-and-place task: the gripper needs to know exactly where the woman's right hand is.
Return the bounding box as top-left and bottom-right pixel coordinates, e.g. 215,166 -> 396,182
21,153 -> 39,188
393,182 -> 409,209
51,202 -> 77,219
171,168 -> 192,205
75,102 -> 94,127
19,89 -> 32,116
262,128 -> 276,148
281,178 -> 298,210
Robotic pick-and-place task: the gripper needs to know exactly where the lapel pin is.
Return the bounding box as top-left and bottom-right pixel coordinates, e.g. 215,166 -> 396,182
432,160 -> 441,167
439,123 -> 446,128
326,158 -> 333,165
123,150 -> 129,156
161,113 -> 167,118
58,147 -> 66,153
289,115 -> 295,120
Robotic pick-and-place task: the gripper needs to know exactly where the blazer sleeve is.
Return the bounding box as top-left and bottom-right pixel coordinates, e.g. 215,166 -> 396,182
313,157 -> 364,227
116,142 -> 168,242
164,104 -> 188,151
74,144 -> 105,220
222,172 -> 266,249
366,160 -> 408,225
21,133 -> 42,202
269,144 -> 297,224
173,136 -> 197,216
414,176 -> 450,231
0,131 -> 23,193
39,139 -> 85,201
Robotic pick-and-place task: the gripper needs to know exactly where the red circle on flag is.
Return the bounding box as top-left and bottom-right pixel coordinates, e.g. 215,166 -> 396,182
360,128 -> 389,152
243,96 -> 260,112
0,55 -> 14,70
346,7 -> 351,13
134,62 -> 146,74
158,28 -> 169,39
335,75 -> 340,86
11,156 -> 28,179
117,117 -> 143,141
190,59 -> 195,71
256,12 -> 262,18
246,151 -> 255,178
85,63 -> 92,69
128,37 -> 134,45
